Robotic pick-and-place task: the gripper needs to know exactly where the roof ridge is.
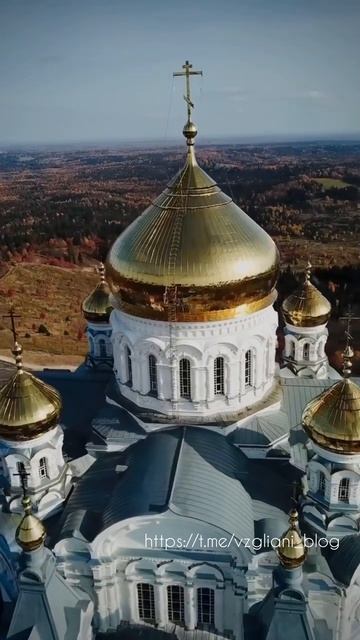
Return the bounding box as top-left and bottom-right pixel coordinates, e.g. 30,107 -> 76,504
167,426 -> 186,509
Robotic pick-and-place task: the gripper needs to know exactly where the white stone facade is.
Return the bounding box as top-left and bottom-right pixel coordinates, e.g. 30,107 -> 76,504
0,425 -> 72,518
111,304 -> 278,419
86,321 -> 113,368
302,444 -> 360,538
282,322 -> 329,379
55,514 -> 248,639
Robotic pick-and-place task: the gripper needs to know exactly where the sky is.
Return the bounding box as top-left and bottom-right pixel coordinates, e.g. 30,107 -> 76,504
0,0 -> 359,145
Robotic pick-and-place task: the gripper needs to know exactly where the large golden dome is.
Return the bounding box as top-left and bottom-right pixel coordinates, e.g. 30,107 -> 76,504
106,122 -> 279,322
82,263 -> 112,323
302,346 -> 360,454
0,342 -> 61,442
282,262 -> 331,328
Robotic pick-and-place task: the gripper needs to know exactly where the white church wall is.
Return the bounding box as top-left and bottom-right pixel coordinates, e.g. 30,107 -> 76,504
0,425 -> 72,518
111,304 -> 278,419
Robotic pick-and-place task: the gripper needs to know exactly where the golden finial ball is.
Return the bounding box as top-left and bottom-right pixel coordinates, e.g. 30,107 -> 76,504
183,121 -> 198,141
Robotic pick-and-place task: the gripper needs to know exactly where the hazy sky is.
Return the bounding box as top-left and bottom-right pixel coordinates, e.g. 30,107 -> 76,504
0,0 -> 359,144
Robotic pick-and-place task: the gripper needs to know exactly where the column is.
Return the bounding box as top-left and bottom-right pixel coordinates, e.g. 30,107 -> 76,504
215,586 -> 224,633
107,579 -> 121,630
195,367 -> 207,403
184,582 -> 196,630
126,579 -> 138,622
157,363 -> 166,400
154,580 -> 167,628
232,590 -> 245,640
171,359 -> 180,402
268,338 -> 275,377
228,361 -> 239,399
94,580 -> 108,632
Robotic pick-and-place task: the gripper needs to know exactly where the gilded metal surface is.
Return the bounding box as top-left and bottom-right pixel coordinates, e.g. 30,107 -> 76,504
106,145 -> 279,320
16,496 -> 46,552
82,263 -> 112,322
0,343 -> 61,441
282,262 -> 331,327
277,509 -> 306,568
302,378 -> 360,454
113,290 -> 277,322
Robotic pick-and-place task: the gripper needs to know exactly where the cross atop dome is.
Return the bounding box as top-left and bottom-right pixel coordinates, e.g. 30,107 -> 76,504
173,60 -> 202,145
2,307 -> 21,344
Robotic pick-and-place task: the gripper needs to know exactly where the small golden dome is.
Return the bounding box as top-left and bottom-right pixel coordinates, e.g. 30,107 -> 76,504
282,262 -> 331,327
82,263 -> 113,323
277,509 -> 306,569
0,343 -> 61,442
302,343 -> 360,453
302,381 -> 360,454
16,495 -> 46,552
106,137 -> 279,322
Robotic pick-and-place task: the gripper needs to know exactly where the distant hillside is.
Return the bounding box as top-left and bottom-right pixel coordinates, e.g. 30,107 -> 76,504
0,264 -> 98,357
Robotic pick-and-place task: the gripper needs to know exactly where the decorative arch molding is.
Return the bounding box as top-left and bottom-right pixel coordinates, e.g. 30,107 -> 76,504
204,342 -> 239,364
172,343 -> 203,364
331,469 -> 359,482
124,557 -> 157,578
327,515 -> 358,531
187,561 -> 225,584
136,337 -> 167,361
157,559 -> 187,578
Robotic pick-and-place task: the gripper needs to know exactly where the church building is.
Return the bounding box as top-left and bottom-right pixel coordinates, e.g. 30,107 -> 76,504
0,62 -> 359,640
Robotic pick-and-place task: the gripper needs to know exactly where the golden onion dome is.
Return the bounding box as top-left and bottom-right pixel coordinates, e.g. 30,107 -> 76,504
277,509 -> 306,569
302,345 -> 360,454
282,262 -> 331,328
0,342 -> 61,442
106,120 -> 279,322
82,263 -> 113,323
16,495 -> 46,552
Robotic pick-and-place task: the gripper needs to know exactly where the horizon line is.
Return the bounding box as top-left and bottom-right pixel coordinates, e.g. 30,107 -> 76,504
1,131 -> 360,152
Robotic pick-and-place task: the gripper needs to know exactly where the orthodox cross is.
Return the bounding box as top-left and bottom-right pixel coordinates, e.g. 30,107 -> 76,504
173,60 -> 202,122
339,307 -> 360,346
2,307 -> 21,343
13,464 -> 30,498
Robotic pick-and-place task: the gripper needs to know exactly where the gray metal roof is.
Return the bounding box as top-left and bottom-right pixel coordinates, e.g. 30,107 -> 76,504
231,378 -> 336,450
324,534 -> 360,586
91,402 -> 146,447
250,588 -> 316,640
232,410 -> 291,447
38,365 -> 111,458
56,427 -> 300,548
7,550 -> 91,640
280,378 -> 334,429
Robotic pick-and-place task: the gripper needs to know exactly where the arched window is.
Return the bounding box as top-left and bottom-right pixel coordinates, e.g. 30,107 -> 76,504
290,341 -> 296,360
99,338 -> 107,358
303,343 -> 310,361
318,471 -> 326,497
214,356 -> 225,395
137,583 -> 155,623
167,585 -> 185,625
148,354 -> 158,396
39,457 -> 49,479
245,349 -> 253,388
179,358 -> 191,399
338,477 -> 350,503
197,587 -> 215,627
125,346 -> 132,386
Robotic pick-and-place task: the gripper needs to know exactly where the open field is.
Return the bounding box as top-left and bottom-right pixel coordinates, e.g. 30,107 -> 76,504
0,264 -> 98,357
312,177 -> 351,189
